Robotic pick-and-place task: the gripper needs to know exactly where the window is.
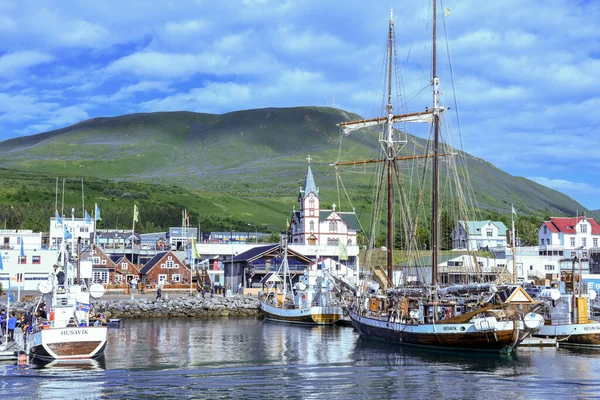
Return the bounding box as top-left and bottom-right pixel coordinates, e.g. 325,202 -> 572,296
32,255 -> 41,264
329,221 -> 338,232
545,265 -> 554,271
546,238 -> 550,245
166,260 -> 174,269
544,226 -> 547,234
115,275 -> 122,283
309,198 -> 315,209
310,221 -> 315,232
486,230 -> 493,237
594,238 -> 598,247
172,274 -> 181,283
92,256 -> 100,264
583,238 -> 587,247
101,259 -> 106,265
18,256 -> 26,264
581,224 -> 588,233
158,274 -> 167,283
570,238 -> 576,247
121,262 -> 128,270
93,271 -> 108,283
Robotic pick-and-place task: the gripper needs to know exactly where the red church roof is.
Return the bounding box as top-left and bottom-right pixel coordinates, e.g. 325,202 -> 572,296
544,217 -> 600,235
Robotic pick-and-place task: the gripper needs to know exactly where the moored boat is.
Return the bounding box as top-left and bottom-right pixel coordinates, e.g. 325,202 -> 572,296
260,238 -> 343,325
337,3 -> 545,354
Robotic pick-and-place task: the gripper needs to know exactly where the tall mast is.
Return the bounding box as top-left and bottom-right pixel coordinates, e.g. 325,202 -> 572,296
431,0 -> 440,287
386,9 -> 394,283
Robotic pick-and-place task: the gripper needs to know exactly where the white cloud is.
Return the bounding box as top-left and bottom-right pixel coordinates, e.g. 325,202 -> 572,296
105,52 -> 230,78
0,51 -> 54,78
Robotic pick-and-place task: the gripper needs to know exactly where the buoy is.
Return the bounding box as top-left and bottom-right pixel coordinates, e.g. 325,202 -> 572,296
49,310 -> 55,321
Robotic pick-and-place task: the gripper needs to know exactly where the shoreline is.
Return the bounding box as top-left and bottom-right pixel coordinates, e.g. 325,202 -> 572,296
3,293 -> 262,320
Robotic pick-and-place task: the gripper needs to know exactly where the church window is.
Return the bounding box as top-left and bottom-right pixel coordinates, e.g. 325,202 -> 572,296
329,221 -> 338,232
310,221 -> 315,232
309,198 -> 315,209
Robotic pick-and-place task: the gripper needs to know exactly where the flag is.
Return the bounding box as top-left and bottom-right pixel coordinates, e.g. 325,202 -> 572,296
191,238 -> 201,259
85,211 -> 91,224
444,8 -> 450,16
181,210 -> 185,228
512,205 -> 517,216
95,203 -> 101,221
56,210 -> 63,225
76,302 -> 90,312
185,209 -> 189,227
20,238 -> 24,257
64,225 -> 72,240
133,204 -> 139,223
338,240 -> 348,261
0,253 -> 3,270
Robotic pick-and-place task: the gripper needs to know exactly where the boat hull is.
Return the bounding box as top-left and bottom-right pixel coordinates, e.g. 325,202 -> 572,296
534,322 -> 600,346
349,309 -> 520,354
29,326 -> 108,361
260,301 -> 343,325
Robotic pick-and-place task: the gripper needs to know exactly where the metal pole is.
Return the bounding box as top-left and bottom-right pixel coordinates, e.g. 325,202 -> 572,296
248,223 -> 257,243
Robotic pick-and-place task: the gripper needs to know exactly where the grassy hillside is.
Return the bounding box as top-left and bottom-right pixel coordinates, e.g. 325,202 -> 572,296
0,106 -> 590,235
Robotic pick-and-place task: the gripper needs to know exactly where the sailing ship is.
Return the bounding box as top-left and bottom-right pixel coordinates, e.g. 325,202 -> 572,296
28,243 -> 107,361
338,4 -> 544,353
534,268 -> 600,346
259,238 -> 343,325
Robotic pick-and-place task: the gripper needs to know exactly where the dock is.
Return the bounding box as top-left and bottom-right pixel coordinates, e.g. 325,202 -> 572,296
520,336 -> 558,347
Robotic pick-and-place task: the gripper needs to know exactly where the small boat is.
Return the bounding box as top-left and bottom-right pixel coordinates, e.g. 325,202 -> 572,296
534,270 -> 600,346
260,238 -> 343,325
27,243 -> 108,361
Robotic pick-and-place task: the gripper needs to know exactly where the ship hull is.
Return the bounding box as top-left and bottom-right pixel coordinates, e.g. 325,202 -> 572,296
534,322 -> 600,346
260,301 -> 343,325
349,309 -> 520,354
29,326 -> 107,361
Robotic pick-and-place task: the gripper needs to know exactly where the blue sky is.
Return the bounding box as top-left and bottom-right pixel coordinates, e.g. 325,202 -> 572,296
1,1 -> 599,210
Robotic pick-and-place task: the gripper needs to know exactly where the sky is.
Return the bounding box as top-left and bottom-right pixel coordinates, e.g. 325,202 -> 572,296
0,0 -> 599,209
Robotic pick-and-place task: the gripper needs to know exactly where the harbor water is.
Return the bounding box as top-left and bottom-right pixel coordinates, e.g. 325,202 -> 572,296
1,318 -> 600,399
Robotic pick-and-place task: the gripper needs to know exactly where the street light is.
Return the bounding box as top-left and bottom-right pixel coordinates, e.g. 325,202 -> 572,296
247,223 -> 257,243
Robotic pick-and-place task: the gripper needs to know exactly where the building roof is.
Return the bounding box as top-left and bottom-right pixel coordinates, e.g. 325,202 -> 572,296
319,211 -> 360,231
459,221 -> 508,236
140,251 -> 171,274
543,217 -> 600,235
301,164 -> 318,198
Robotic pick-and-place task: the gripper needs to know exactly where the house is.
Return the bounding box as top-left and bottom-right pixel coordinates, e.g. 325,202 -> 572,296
80,244 -> 117,283
224,243 -> 313,291
139,251 -> 190,285
452,220 -> 508,251
539,216 -> 600,250
289,157 -> 360,266
113,256 -> 140,285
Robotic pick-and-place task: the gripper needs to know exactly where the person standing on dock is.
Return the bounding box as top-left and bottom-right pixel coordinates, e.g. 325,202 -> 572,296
156,281 -> 163,301
7,312 -> 17,342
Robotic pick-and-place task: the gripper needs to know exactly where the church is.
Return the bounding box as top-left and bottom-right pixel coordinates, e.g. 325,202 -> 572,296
289,156 -> 360,249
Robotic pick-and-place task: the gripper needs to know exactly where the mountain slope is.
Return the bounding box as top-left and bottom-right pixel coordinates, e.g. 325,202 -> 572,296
0,106 -> 590,228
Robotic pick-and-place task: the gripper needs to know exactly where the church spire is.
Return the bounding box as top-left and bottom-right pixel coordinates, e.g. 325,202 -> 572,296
302,155 -> 318,198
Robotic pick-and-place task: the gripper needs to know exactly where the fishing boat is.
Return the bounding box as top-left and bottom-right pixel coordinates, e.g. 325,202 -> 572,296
260,238 -> 343,325
534,268 -> 600,346
27,243 -> 107,361
337,3 -> 544,354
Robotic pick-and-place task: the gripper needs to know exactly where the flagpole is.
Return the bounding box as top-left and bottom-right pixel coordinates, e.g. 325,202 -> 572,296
131,206 -> 135,266
81,177 -> 85,218
512,204 -> 517,284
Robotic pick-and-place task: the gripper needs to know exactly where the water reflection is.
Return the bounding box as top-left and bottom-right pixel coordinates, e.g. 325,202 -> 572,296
0,319 -> 596,399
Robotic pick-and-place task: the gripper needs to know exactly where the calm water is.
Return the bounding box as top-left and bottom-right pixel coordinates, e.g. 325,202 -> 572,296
1,318 -> 600,399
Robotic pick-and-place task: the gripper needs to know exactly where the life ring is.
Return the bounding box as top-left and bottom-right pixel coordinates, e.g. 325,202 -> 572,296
301,294 -> 306,301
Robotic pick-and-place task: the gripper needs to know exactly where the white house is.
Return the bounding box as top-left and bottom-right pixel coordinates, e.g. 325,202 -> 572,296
50,214 -> 96,257
0,229 -> 60,294
452,220 -> 508,250
539,216 -> 600,249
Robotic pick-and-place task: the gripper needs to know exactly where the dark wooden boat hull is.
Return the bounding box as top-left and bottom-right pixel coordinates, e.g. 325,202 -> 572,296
350,309 -> 519,354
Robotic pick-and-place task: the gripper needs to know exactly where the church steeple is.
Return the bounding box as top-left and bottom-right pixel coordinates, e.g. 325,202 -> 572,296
302,155 -> 318,199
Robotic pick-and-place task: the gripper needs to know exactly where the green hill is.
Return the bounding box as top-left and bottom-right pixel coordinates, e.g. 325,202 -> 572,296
0,106 -> 592,237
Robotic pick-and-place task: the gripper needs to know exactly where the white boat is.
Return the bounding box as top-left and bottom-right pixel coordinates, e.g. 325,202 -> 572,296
28,249 -> 107,361
260,239 -> 343,325
534,273 -> 600,347
338,3 -> 545,354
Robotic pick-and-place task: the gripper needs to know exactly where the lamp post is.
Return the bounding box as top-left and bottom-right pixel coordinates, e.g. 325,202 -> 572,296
247,223 -> 257,243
